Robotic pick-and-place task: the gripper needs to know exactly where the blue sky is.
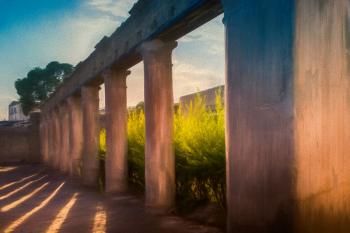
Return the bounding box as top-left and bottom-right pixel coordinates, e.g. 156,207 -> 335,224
0,0 -> 224,120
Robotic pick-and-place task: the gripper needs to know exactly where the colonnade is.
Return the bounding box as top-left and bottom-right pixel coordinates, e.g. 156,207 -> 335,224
40,39 -> 178,211
40,0 -> 350,232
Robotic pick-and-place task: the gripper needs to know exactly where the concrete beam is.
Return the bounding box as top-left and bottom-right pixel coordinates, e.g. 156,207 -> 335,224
40,0 -> 222,113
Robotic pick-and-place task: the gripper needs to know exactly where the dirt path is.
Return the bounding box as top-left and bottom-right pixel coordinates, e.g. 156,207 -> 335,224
0,164 -> 222,233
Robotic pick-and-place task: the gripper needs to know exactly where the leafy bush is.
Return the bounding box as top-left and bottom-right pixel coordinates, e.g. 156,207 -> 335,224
127,110 -> 146,189
99,91 -> 225,209
174,93 -> 225,209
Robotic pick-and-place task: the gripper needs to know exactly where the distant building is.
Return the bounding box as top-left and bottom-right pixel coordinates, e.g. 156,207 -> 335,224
179,85 -> 224,111
8,101 -> 29,121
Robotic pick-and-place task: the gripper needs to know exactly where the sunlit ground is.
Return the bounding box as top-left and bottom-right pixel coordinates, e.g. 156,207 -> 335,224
45,192 -> 78,233
0,167 -> 18,173
3,182 -> 65,233
0,175 -> 47,200
0,166 -> 221,233
1,182 -> 50,212
0,173 -> 39,191
92,203 -> 107,233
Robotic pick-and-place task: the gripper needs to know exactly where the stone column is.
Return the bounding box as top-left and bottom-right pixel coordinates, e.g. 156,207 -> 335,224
222,0 -> 350,232
140,39 -> 177,212
40,114 -> 48,165
52,108 -> 61,170
58,102 -> 70,173
67,95 -> 83,176
103,68 -> 130,193
43,115 -> 49,165
81,85 -> 100,186
47,111 -> 54,168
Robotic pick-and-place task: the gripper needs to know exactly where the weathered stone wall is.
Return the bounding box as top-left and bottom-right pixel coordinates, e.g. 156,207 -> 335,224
0,113 -> 41,164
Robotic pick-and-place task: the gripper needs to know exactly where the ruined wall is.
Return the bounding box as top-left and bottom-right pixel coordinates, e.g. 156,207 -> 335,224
0,112 -> 41,164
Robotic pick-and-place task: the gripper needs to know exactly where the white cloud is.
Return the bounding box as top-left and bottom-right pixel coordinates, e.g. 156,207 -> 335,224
172,59 -> 224,101
179,15 -> 224,56
0,1 -> 225,119
0,2 -> 124,119
87,0 -> 137,18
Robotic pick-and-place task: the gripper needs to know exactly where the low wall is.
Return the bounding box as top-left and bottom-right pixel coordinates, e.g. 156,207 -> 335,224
0,112 -> 41,164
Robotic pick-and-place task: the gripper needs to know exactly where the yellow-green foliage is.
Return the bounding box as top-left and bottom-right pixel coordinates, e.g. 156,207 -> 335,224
174,92 -> 225,208
127,110 -> 146,188
100,91 -> 225,208
100,128 -> 106,158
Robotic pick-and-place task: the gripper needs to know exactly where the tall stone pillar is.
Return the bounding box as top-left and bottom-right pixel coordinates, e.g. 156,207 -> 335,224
40,114 -> 49,165
81,85 -> 100,186
58,102 -> 70,173
67,95 -> 83,176
140,40 -> 177,212
103,68 -> 130,193
47,111 -> 54,168
44,115 -> 49,165
52,108 -> 61,170
222,0 -> 350,232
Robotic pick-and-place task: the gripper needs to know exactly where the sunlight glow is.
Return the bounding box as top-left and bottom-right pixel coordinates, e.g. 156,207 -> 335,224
0,176 -> 47,200
0,173 -> 39,191
0,167 -> 18,173
3,182 -> 65,233
92,203 -> 107,233
1,182 -> 50,212
45,192 -> 78,233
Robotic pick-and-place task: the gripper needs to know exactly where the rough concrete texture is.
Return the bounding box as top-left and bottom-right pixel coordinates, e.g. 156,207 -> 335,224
223,0 -> 350,232
0,127 -> 31,164
67,96 -> 83,177
294,0 -> 350,232
103,69 -> 129,194
40,115 -> 49,165
58,103 -> 70,174
52,109 -> 62,170
141,40 -> 177,212
0,114 -> 40,164
81,86 -> 100,187
0,165 -> 222,233
223,0 -> 295,231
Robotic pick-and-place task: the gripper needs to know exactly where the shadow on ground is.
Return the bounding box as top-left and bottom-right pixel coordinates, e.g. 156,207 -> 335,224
0,164 -> 223,233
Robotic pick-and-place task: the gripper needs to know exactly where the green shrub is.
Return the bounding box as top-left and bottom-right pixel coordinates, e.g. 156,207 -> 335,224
127,110 -> 146,189
99,91 -> 226,209
99,128 -> 106,192
174,93 -> 225,209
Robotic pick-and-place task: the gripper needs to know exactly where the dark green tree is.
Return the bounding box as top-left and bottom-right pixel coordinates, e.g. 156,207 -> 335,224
15,61 -> 74,115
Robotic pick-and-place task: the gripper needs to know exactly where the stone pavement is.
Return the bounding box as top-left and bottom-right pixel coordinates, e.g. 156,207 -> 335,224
0,165 -> 223,233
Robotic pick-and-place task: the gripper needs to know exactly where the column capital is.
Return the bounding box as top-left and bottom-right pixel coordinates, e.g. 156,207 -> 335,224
52,106 -> 60,115
81,85 -> 100,103
58,101 -> 69,114
67,95 -> 82,108
101,68 -> 131,80
139,39 -> 177,58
